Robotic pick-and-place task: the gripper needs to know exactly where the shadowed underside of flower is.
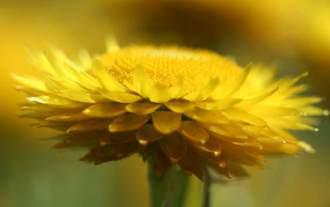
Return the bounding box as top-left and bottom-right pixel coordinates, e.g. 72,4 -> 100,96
13,41 -> 327,179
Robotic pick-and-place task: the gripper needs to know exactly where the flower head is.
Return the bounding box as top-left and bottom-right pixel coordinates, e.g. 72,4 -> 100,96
14,41 -> 327,179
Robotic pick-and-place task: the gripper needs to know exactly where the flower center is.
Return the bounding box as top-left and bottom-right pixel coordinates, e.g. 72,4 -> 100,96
99,46 -> 243,90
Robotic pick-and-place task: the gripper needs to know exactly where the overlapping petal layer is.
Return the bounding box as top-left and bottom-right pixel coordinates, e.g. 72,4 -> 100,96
14,43 -> 327,179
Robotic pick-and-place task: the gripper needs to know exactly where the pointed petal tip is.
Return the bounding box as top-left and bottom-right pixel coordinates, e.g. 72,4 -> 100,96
323,110 -> 330,116
105,36 -> 120,53
299,142 -> 315,153
138,139 -> 149,146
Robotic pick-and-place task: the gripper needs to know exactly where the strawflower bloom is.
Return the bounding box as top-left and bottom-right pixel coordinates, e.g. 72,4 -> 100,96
14,41 -> 327,179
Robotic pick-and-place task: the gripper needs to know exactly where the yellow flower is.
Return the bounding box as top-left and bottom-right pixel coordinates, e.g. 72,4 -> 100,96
14,41 -> 327,179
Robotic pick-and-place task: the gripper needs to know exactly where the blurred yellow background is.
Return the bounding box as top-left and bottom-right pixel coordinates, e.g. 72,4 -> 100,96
0,0 -> 329,207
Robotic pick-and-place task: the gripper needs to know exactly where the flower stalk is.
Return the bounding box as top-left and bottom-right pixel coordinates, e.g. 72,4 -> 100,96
148,160 -> 189,207
203,169 -> 212,207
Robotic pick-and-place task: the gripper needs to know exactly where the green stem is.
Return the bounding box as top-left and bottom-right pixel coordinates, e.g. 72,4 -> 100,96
203,169 -> 212,207
148,162 -> 189,207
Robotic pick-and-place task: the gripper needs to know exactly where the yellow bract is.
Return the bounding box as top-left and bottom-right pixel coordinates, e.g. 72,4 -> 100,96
14,42 -> 327,179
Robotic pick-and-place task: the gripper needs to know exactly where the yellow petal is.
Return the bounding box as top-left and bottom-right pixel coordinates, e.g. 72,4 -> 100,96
231,141 -> 263,151
256,136 -> 286,146
106,36 -> 120,53
109,114 -> 149,132
280,72 -> 308,89
78,50 -> 92,68
126,102 -> 161,115
298,141 -> 315,153
160,133 -> 187,163
207,124 -> 248,140
136,125 -> 163,146
287,97 -> 322,106
184,78 -> 219,101
12,74 -> 47,92
239,85 -> 279,106
101,91 -> 142,103
223,108 -> 266,126
83,103 -> 126,118
196,98 -> 241,111
147,83 -> 175,103
27,96 -> 83,108
252,106 -> 299,116
60,90 -> 96,103
278,143 -> 301,155
179,121 -> 209,144
92,66 -> 126,92
185,108 -> 229,124
300,106 -> 328,116
129,65 -> 148,96
29,51 -> 56,75
165,100 -> 195,113
76,71 -> 101,91
152,111 -> 181,134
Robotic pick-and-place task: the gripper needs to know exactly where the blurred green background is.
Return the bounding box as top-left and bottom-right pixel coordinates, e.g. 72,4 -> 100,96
0,0 -> 329,206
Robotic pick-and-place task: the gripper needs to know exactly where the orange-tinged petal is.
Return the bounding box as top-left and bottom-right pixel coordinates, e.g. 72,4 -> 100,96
52,132 -> 103,148
136,125 -> 163,146
46,113 -> 90,122
83,103 -> 126,118
102,131 -> 136,145
109,114 -> 149,132
211,162 -> 249,178
152,111 -> 182,134
179,121 -> 209,144
66,120 -> 110,133
196,137 -> 222,157
160,133 -> 187,163
81,141 -> 140,164
178,148 -> 204,179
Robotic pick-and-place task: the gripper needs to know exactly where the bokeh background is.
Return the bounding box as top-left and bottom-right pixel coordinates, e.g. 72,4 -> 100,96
0,0 -> 329,206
